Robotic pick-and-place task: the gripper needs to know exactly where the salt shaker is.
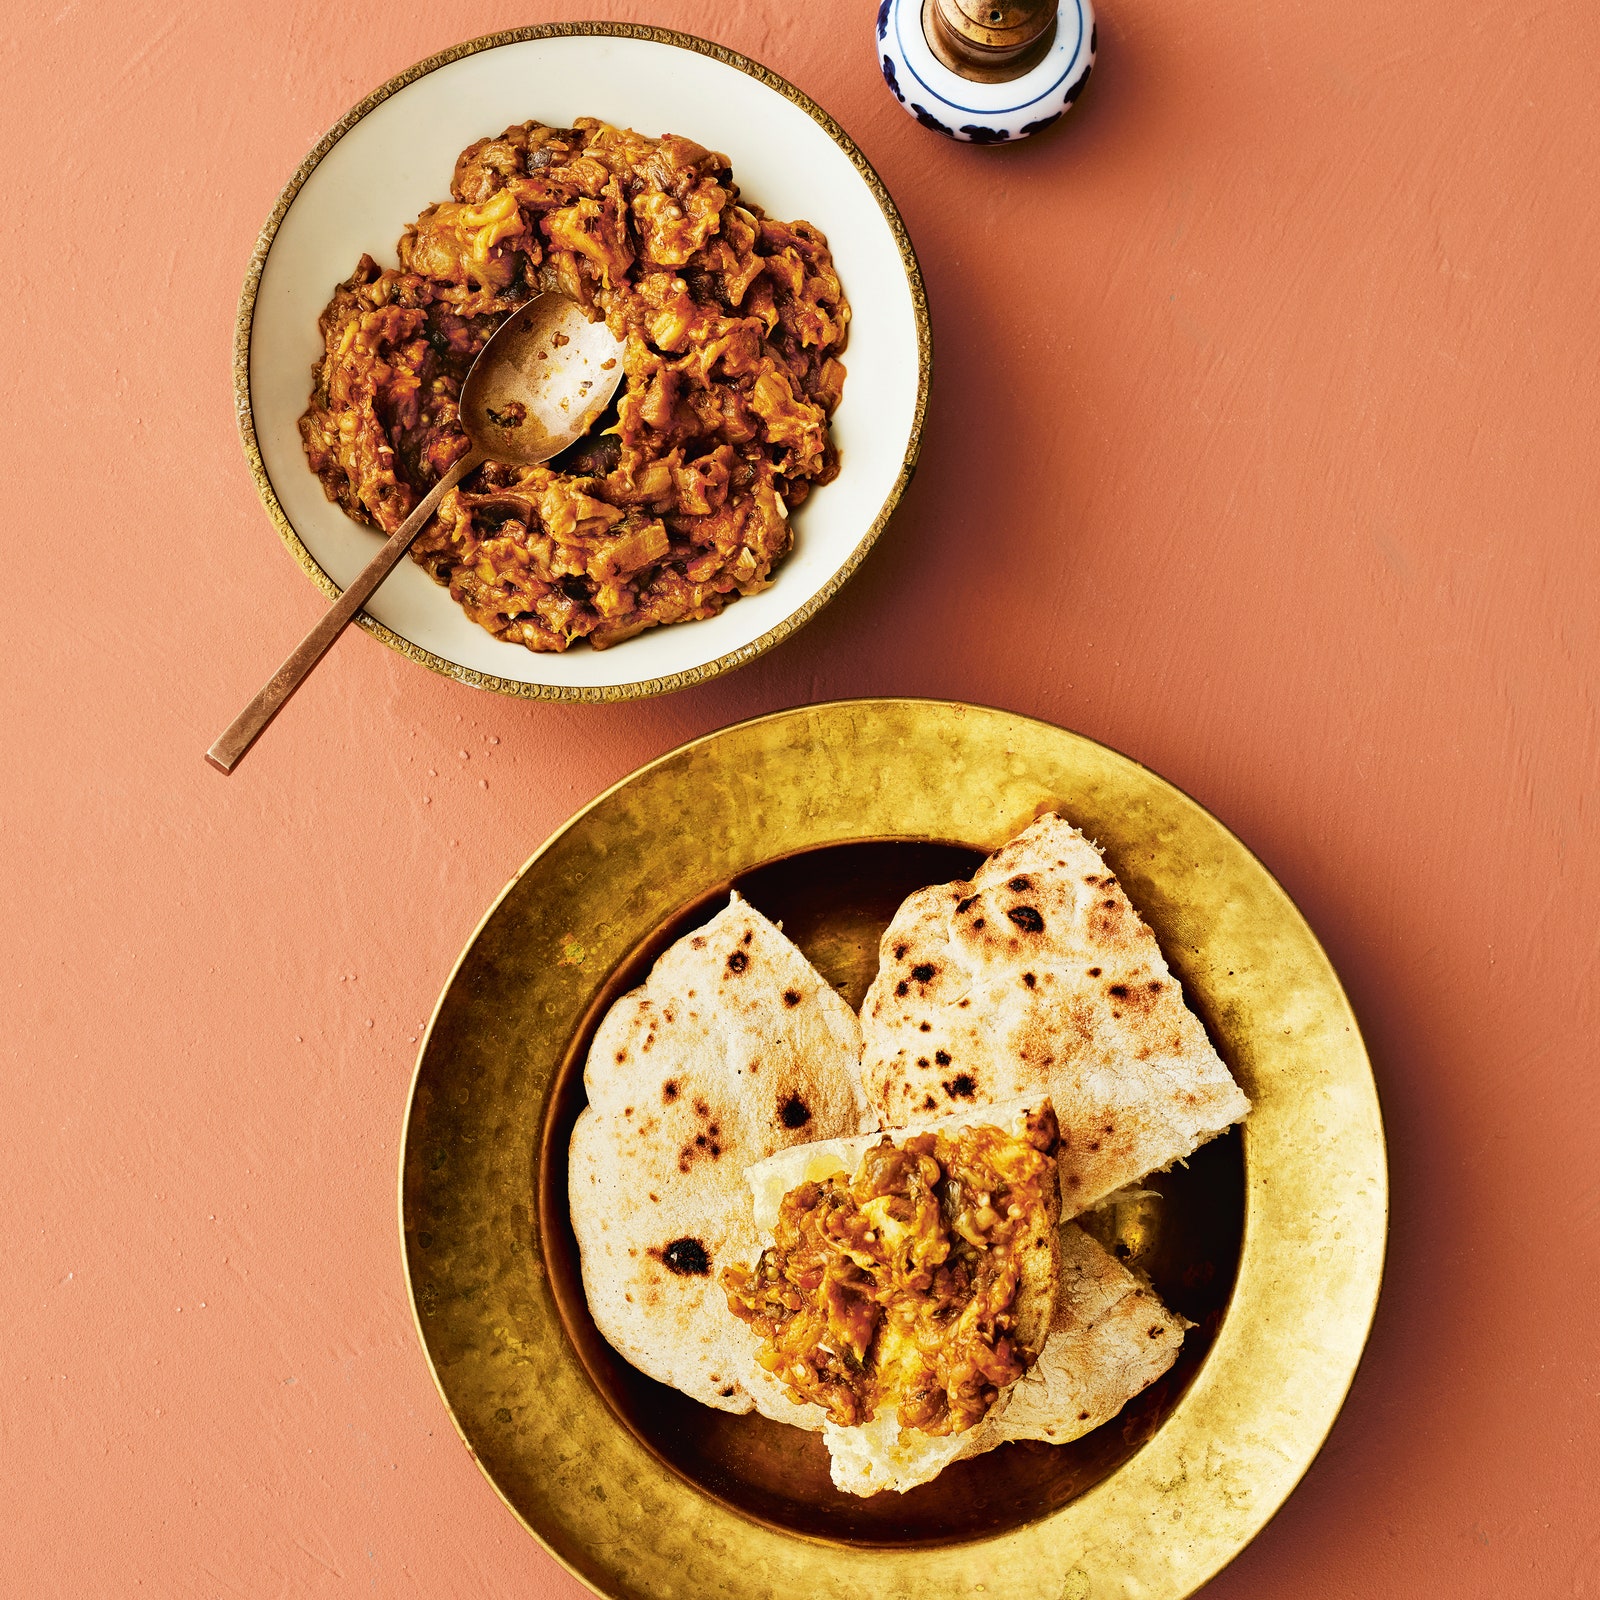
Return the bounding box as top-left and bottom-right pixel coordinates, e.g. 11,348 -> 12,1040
877,0 -> 1096,143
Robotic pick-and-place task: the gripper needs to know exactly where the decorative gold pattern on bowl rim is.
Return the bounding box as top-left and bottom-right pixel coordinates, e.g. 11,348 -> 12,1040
232,23 -> 931,703
399,698 -> 1388,1598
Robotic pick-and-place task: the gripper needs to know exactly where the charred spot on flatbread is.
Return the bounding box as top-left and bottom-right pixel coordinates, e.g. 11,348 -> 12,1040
911,962 -> 937,982
943,1072 -> 977,1100
779,1094 -> 811,1129
782,989 -> 801,1007
662,1079 -> 679,1103
656,1237 -> 711,1276
1088,899 -> 1123,941
1007,905 -> 1045,934
679,1118 -> 726,1169
726,950 -> 749,974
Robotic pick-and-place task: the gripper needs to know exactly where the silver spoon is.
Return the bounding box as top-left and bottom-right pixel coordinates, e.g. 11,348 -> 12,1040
208,293 -> 626,774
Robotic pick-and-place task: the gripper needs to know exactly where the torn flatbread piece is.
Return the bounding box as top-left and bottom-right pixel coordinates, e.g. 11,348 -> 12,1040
823,1223 -> 1189,1495
979,1222 -> 1188,1446
735,1097 -> 1063,1492
569,893 -> 874,1422
859,813 -> 1249,1216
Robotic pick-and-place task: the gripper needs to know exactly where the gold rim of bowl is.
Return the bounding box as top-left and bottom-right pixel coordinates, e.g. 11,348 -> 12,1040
233,23 -> 931,702
398,698 -> 1389,1598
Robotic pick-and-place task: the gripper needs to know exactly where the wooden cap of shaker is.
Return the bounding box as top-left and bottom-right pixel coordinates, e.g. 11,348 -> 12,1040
923,0 -> 1059,82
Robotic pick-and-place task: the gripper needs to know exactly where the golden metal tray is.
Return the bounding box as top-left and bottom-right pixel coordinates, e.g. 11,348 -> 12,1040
400,699 -> 1386,1598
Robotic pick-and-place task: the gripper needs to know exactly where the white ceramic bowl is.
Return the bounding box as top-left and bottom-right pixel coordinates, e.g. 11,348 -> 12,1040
238,24 -> 929,700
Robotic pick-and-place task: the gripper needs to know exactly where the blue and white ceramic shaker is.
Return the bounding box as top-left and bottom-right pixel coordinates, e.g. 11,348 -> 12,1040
877,0 -> 1096,143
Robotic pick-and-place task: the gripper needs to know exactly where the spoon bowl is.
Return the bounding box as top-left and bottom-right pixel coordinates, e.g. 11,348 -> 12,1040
461,295 -> 625,468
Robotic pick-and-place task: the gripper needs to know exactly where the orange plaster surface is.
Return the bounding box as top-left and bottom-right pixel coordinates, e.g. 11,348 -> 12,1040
3,0 -> 1598,1594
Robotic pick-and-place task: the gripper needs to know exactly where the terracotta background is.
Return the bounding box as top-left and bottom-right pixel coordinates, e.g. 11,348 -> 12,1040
4,0 -> 1597,1593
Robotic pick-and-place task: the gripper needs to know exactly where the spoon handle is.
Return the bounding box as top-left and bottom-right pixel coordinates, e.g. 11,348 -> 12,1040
206,450 -> 483,774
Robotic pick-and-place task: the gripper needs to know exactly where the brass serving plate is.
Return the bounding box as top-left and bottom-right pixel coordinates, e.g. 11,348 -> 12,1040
400,699 -> 1387,1598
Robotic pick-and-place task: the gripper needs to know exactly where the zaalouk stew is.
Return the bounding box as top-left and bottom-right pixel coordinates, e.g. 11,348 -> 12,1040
299,119 -> 849,652
722,1108 -> 1060,1436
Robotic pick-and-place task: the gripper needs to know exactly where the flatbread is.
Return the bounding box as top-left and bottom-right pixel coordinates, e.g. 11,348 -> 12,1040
745,1093 -> 1063,1373
979,1222 -> 1188,1446
824,1223 -> 1189,1496
859,813 -> 1249,1216
568,893 -> 874,1421
743,1096 -> 1064,1494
